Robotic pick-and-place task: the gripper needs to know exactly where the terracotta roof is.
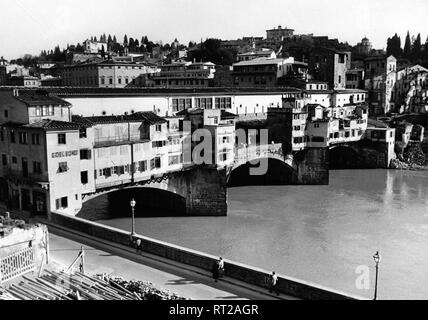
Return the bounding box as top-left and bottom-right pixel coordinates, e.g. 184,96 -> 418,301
83,112 -> 167,125
25,119 -> 81,131
14,90 -> 71,107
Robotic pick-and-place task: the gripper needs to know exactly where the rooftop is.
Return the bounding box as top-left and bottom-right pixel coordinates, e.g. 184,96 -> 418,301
0,87 -> 302,97
13,90 -> 71,107
25,119 -> 81,131
82,111 -> 167,125
233,58 -> 292,67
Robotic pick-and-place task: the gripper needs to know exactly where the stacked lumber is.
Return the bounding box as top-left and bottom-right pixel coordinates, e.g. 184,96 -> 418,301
0,271 -> 188,300
95,274 -> 187,301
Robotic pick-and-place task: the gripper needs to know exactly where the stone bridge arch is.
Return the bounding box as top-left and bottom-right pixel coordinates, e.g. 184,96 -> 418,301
80,166 -> 228,217
329,142 -> 385,169
227,144 -> 298,186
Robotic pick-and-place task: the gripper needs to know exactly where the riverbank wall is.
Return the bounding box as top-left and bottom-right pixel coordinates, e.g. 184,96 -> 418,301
49,211 -> 363,300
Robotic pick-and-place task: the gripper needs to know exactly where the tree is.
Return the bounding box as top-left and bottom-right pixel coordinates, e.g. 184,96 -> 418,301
403,31 -> 412,58
386,33 -> 402,57
101,45 -> 106,59
124,34 -> 128,46
187,38 -> 237,66
411,33 -> 422,60
113,35 -> 117,44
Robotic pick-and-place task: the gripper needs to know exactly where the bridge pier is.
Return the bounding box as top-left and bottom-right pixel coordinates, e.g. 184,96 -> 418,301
294,148 -> 330,185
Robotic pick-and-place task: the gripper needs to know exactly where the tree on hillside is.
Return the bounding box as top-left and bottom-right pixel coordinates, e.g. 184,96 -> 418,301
187,38 -> 237,66
404,31 -> 412,58
386,33 -> 402,57
411,33 -> 422,60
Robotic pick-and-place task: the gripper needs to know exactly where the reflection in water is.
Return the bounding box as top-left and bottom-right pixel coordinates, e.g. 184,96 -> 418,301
80,170 -> 428,300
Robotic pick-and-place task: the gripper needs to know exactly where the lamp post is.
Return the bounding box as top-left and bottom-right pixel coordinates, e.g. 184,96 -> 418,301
373,251 -> 381,300
130,198 -> 136,236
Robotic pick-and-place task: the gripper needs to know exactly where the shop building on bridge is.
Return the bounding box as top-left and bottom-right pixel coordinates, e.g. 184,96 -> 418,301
0,89 -> 236,217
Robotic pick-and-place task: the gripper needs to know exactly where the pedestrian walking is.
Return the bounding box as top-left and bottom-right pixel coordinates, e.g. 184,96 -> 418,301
218,257 -> 225,278
268,271 -> 280,296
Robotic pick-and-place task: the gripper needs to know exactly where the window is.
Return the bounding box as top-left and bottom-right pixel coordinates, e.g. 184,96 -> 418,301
10,131 -> 15,143
80,149 -> 92,160
79,128 -> 87,138
215,97 -> 232,109
155,125 -> 162,132
33,162 -> 42,174
32,133 -> 40,145
35,107 -> 41,116
312,136 -> 325,142
58,162 -> 69,173
152,141 -> 167,148
12,156 -> 17,164
81,171 -> 88,184
218,149 -> 229,162
102,168 -> 112,177
168,155 -> 181,166
293,114 -> 300,120
55,197 -> 68,209
58,133 -> 66,145
19,132 -> 28,144
150,157 -> 161,170
1,154 -> 7,166
314,123 -> 320,128
4,110 -> 8,118
138,161 -> 147,172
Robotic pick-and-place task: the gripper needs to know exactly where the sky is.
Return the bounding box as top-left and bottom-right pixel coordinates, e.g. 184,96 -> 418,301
0,0 -> 427,59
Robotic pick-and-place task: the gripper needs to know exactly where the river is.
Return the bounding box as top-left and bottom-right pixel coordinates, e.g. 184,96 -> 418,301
80,169 -> 428,300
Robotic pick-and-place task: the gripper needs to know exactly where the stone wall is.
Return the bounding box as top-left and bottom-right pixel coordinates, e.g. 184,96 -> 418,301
49,212 -> 362,300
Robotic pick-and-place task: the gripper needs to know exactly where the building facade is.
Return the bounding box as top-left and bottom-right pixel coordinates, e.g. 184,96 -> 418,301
0,89 -> 238,217
62,61 -> 159,88
152,62 -> 216,88
364,55 -> 397,116
308,47 -> 349,90
232,57 -> 308,87
266,26 -> 294,42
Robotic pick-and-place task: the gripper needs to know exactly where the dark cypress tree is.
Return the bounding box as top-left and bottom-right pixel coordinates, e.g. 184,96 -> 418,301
113,35 -> 117,43
404,31 -> 412,58
411,33 -> 422,60
124,34 -> 128,46
101,45 -> 106,59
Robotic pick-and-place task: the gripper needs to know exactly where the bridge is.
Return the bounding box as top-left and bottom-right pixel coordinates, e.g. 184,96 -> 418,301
78,143 -> 329,218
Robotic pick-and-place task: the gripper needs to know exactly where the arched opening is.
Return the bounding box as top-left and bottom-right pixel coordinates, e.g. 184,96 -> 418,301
78,187 -> 186,220
329,146 -> 366,169
228,158 -> 296,187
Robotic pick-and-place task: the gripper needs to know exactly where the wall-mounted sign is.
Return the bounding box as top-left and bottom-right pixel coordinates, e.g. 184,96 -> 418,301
52,150 -> 78,158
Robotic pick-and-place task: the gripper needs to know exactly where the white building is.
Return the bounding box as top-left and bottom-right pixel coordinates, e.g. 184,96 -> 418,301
152,62 -> 216,88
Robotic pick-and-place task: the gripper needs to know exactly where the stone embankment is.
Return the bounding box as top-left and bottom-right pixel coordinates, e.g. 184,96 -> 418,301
390,143 -> 428,170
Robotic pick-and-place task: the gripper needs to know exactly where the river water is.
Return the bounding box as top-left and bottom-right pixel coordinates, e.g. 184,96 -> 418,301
81,169 -> 428,300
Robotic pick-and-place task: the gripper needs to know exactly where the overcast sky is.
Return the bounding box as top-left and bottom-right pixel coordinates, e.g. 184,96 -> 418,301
0,0 -> 427,59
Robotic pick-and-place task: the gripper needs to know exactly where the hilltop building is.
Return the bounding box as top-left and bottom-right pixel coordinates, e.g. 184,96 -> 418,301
152,61 -> 216,88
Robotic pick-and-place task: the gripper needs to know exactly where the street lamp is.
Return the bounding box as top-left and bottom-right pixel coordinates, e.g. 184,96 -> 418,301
373,251 -> 381,300
130,198 -> 136,236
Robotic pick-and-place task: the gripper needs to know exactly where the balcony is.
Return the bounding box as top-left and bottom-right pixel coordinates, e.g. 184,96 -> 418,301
94,135 -> 149,148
